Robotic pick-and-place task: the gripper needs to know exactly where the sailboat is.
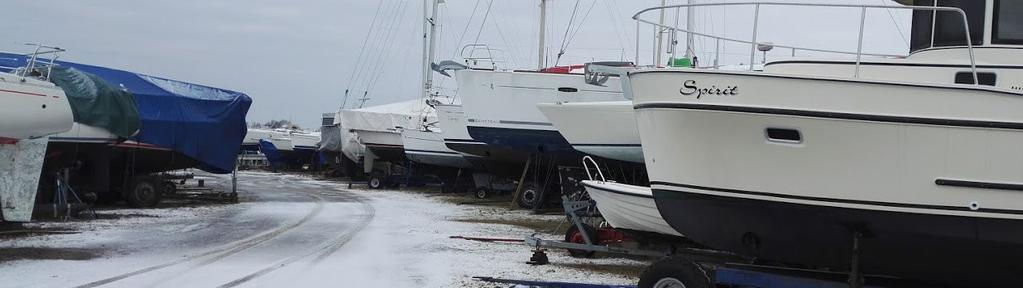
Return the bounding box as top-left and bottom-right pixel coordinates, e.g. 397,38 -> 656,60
0,53 -> 73,142
0,46 -> 73,222
608,1 -> 1023,286
397,0 -> 475,171
435,102 -> 526,176
537,1 -> 697,164
456,65 -> 626,156
339,99 -> 432,164
447,0 -> 629,158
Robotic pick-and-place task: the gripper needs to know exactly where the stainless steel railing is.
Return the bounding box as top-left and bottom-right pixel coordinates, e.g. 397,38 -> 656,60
7,43 -> 67,81
632,2 -> 979,84
459,43 -> 507,69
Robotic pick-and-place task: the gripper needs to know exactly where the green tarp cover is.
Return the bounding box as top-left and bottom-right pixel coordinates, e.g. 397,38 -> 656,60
49,67 -> 141,138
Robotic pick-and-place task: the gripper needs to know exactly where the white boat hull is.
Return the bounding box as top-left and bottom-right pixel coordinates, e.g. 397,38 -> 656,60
629,67 -> 1023,285
0,75 -> 73,140
355,130 -> 403,149
537,101 -> 642,163
401,128 -> 471,169
456,68 -> 625,153
50,123 -> 117,143
634,69 -> 1023,219
582,180 -> 680,237
435,103 -> 487,154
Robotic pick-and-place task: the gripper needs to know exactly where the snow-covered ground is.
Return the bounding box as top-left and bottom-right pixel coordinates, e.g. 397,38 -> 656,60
0,172 -> 649,287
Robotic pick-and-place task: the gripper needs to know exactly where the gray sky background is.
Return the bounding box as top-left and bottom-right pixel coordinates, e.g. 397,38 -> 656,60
1,0 -> 908,129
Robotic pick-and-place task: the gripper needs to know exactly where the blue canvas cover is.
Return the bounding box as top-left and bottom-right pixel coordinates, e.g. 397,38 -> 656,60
258,139 -> 283,171
0,53 -> 252,174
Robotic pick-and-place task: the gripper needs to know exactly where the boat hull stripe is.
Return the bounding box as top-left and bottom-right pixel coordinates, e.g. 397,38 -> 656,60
404,149 -> 462,155
650,181 -> 1023,216
572,143 -> 642,147
581,182 -> 653,199
0,88 -> 47,97
935,178 -> 1023,191
634,103 -> 1023,130
443,138 -> 485,143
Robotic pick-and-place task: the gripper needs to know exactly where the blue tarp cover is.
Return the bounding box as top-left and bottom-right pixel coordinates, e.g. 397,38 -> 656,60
0,53 -> 252,173
258,139 -> 283,171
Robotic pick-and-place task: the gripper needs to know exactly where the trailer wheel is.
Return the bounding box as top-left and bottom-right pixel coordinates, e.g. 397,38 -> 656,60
638,256 -> 712,288
126,178 -> 162,208
517,183 -> 540,208
368,175 -> 385,189
565,223 -> 599,258
474,187 -> 490,199
161,181 -> 177,195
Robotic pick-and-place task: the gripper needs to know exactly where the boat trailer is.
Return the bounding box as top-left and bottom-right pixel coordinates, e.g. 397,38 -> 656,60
523,195 -> 672,265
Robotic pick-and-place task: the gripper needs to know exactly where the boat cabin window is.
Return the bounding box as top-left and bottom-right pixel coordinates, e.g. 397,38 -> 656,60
993,0 -> 1023,44
910,0 -> 985,52
954,71 -> 997,86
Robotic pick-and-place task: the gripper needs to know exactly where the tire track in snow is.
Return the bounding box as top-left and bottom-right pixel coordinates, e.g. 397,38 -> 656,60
216,190 -> 375,288
73,192 -> 327,288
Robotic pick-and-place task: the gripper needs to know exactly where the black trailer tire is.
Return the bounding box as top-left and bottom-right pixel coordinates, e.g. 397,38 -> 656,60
126,177 -> 162,208
564,223 -> 599,258
638,256 -> 712,288
517,183 -> 541,208
474,187 -> 490,199
368,175 -> 385,189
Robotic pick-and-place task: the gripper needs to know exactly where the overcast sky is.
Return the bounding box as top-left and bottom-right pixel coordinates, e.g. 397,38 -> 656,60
1,0 -> 908,129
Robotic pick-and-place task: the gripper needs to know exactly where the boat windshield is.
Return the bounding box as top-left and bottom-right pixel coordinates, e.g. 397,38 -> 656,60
910,0 -> 985,52
993,0 -> 1023,44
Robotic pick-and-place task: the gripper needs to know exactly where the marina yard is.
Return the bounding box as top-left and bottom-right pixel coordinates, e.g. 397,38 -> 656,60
3,0 -> 1023,287
0,172 -> 643,287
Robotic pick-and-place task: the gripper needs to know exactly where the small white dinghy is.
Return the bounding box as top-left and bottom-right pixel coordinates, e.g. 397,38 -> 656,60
581,180 -> 681,237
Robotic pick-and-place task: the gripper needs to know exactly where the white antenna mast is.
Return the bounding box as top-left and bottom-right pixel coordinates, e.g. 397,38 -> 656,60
538,0 -> 548,70
685,0 -> 695,60
655,0 -> 667,66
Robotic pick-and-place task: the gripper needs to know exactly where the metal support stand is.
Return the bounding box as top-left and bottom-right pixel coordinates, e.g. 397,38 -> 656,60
54,169 -> 96,220
532,155 -> 558,213
847,231 -> 864,288
565,196 -> 596,246
232,156 -> 238,194
527,247 -> 549,265
510,156 -> 533,208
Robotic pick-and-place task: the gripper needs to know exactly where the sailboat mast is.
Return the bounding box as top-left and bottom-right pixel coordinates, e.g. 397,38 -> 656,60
421,0 -> 430,100
425,0 -> 441,99
537,0 -> 547,70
